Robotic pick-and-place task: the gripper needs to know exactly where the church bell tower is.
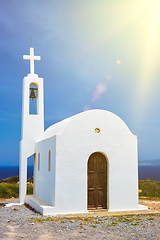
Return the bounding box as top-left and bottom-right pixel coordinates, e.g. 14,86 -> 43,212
19,46 -> 44,203
21,47 -> 44,141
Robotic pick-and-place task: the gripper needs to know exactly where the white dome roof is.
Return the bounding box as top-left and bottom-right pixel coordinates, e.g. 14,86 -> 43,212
38,109 -> 134,141
39,115 -> 75,141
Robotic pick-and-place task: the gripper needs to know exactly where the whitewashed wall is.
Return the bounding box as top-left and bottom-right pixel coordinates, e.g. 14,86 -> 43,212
34,110 -> 139,214
19,74 -> 44,203
34,136 -> 56,206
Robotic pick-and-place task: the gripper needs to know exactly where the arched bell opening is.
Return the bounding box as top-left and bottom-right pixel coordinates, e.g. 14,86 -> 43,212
87,152 -> 109,210
29,83 -> 38,115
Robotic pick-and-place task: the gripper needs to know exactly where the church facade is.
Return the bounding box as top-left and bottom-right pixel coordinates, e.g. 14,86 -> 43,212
19,47 -> 147,215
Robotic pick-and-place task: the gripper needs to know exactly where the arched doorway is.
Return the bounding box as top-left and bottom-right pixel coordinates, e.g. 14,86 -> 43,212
87,152 -> 107,209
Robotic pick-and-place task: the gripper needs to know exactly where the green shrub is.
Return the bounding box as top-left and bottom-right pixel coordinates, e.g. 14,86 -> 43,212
27,177 -> 33,183
0,183 -> 19,198
139,179 -> 160,197
0,183 -> 33,198
27,184 -> 33,195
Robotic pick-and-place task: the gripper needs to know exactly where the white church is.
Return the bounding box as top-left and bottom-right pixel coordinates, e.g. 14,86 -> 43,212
19,47 -> 147,215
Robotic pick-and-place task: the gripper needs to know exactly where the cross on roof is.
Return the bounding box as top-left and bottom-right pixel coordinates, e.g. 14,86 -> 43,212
23,48 -> 41,75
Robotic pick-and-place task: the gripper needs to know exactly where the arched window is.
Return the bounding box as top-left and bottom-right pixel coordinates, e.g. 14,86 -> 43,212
29,83 -> 38,114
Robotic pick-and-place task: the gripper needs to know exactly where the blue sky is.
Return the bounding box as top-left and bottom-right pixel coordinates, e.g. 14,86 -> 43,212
0,0 -> 160,166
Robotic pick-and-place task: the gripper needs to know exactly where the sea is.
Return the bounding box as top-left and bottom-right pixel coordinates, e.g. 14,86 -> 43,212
0,166 -> 33,181
0,165 -> 160,182
138,165 -> 160,181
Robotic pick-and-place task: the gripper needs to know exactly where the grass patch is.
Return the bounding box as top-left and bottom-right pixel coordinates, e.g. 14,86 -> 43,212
0,182 -> 33,198
0,175 -> 33,199
92,225 -> 97,228
34,218 -> 44,223
106,215 -> 143,226
116,216 -> 134,223
66,216 -> 101,224
0,183 -> 19,198
12,208 -> 18,211
147,217 -> 154,221
27,217 -> 60,223
139,178 -> 160,198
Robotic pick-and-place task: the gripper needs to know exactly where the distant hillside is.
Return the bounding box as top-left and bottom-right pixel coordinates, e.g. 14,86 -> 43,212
139,159 -> 160,165
139,178 -> 160,198
0,176 -> 19,183
0,176 -> 33,183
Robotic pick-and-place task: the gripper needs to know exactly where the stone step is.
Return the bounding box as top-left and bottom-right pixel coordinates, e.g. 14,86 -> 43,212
26,195 -> 55,215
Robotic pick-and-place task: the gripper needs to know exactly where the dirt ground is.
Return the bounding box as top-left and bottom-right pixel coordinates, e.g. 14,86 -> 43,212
139,199 -> 160,213
1,198 -> 160,239
1,197 -> 160,215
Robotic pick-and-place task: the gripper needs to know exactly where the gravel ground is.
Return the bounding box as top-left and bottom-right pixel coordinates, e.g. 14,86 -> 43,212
0,199 -> 160,239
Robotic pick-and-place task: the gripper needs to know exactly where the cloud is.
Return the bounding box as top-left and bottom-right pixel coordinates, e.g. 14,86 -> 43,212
92,82 -> 107,101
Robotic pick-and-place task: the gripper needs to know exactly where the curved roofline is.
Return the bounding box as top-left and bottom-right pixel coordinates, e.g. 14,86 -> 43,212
38,114 -> 75,141
38,109 -> 135,141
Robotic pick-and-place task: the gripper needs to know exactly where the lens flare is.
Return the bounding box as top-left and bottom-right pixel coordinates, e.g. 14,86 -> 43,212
116,60 -> 121,65
134,0 -> 160,113
92,83 -> 107,101
83,106 -> 90,111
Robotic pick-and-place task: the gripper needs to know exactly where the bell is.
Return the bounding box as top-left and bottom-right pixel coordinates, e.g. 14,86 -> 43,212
29,88 -> 36,100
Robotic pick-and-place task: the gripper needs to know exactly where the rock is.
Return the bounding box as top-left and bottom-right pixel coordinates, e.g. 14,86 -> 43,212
0,203 -> 6,207
70,220 -> 75,223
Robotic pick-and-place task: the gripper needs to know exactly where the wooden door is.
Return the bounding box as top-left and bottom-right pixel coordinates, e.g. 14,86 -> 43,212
87,152 -> 107,209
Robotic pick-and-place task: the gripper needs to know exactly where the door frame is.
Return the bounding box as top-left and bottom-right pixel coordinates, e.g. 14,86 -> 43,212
87,152 -> 109,210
